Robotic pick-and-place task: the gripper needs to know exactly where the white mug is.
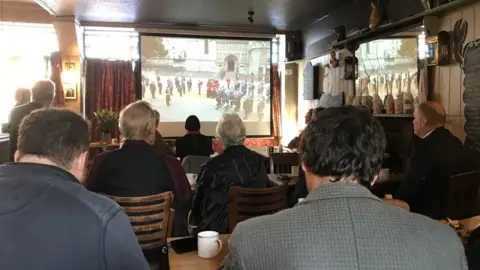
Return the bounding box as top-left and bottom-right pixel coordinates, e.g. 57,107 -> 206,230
379,168 -> 390,181
291,166 -> 299,177
186,173 -> 198,186
197,231 -> 222,259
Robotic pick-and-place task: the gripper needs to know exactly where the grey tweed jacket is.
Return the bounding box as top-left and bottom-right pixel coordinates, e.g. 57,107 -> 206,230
224,183 -> 467,270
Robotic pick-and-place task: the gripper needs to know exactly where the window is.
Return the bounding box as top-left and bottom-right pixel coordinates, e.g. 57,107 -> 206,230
272,37 -> 279,64
356,38 -> 418,103
0,22 -> 57,125
84,27 -> 138,60
204,40 -> 209,54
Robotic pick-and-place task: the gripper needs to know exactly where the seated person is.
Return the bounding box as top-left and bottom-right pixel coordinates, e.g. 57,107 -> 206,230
191,113 -> 269,234
224,106 -> 466,270
0,108 -> 148,269
287,109 -> 313,149
290,107 -> 326,206
14,87 -> 31,107
395,101 -> 467,219
175,115 -> 213,161
153,110 -> 175,156
86,101 -> 191,238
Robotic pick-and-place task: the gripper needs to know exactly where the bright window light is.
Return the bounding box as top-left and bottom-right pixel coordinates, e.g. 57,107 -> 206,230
0,22 -> 58,125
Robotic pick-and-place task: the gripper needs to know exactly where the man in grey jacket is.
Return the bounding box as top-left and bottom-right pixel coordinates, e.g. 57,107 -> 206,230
224,106 -> 467,270
0,108 -> 149,270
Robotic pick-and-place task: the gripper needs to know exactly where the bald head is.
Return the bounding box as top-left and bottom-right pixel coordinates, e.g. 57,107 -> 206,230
418,101 -> 446,127
413,101 -> 446,138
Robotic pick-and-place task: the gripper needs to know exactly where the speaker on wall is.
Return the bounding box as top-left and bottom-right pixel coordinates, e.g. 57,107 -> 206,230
285,30 -> 304,62
303,61 -> 320,100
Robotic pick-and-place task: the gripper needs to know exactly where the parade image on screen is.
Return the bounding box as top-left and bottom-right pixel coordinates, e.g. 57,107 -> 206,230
140,35 -> 272,137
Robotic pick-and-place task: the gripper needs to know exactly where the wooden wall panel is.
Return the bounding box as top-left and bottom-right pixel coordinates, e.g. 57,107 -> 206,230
433,1 -> 480,142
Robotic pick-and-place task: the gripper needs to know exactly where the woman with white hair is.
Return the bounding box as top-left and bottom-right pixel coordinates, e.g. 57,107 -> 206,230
191,113 -> 269,234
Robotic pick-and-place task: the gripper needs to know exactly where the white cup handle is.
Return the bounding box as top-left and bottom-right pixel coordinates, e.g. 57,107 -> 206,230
193,174 -> 198,181
187,210 -> 197,229
214,239 -> 223,256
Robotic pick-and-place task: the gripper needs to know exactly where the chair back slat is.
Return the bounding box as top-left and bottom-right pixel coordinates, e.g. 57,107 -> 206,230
270,153 -> 299,174
128,213 -> 164,223
236,200 -> 287,213
107,193 -> 170,203
122,204 -> 165,213
227,185 -> 289,232
102,191 -> 174,250
136,231 -> 165,242
133,223 -> 165,232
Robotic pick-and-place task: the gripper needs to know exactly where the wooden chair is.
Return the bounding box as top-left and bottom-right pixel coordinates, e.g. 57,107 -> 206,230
227,185 -> 289,232
446,170 -> 480,219
103,192 -> 175,249
269,152 -> 299,174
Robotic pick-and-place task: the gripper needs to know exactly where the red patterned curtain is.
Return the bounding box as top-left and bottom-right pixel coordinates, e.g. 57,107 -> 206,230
272,64 -> 281,138
50,52 -> 65,107
85,59 -> 136,141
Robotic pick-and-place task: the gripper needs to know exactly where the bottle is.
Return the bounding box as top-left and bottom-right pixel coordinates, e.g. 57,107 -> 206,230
403,73 -> 414,114
385,75 -> 395,114
372,77 -> 383,114
394,74 -> 404,114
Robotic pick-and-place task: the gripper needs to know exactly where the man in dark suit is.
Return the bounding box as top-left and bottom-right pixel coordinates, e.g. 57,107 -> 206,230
224,106 -> 467,270
175,115 -> 213,161
395,101 -> 466,219
8,80 -> 55,161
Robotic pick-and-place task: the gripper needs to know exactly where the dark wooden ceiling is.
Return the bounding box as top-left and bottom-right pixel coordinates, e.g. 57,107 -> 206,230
37,0 -> 354,30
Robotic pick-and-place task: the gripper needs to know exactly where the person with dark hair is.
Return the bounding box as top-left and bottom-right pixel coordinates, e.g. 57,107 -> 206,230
0,109 -> 148,270
395,101 -> 467,219
289,107 -> 326,205
287,109 -> 314,149
153,110 -> 175,157
8,80 -> 55,161
224,106 -> 467,270
175,115 -> 213,162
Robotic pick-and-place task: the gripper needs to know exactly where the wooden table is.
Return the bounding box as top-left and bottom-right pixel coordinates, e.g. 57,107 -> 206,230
168,234 -> 231,270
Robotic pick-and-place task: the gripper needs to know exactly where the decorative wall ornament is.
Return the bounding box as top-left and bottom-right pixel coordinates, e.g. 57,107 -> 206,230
453,19 -> 468,67
369,1 -> 381,29
453,18 -> 480,152
329,51 -> 339,68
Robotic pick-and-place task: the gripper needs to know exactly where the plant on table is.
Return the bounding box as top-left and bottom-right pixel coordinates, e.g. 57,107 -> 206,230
94,109 -> 119,143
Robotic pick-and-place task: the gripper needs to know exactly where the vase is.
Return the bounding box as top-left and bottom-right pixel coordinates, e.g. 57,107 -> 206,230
100,132 -> 111,144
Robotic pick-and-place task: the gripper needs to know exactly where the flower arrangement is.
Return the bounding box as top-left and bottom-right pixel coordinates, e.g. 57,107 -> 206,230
94,109 -> 118,134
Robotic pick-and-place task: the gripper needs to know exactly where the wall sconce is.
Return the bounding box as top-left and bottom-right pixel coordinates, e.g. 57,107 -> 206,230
344,56 -> 358,80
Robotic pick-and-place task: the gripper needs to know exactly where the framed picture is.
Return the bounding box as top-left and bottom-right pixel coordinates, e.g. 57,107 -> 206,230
64,62 -> 75,72
64,83 -> 77,100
